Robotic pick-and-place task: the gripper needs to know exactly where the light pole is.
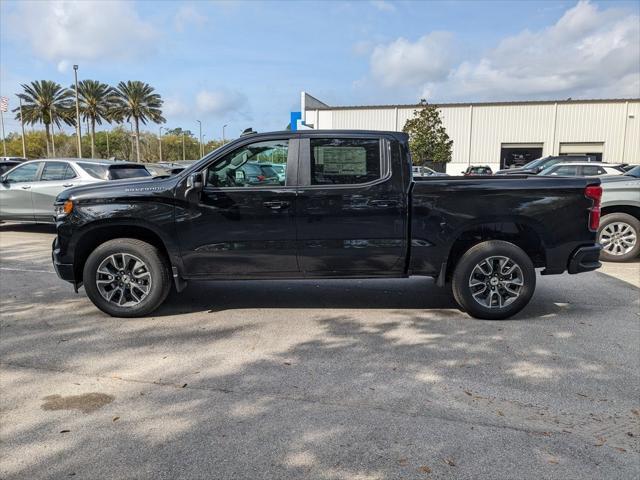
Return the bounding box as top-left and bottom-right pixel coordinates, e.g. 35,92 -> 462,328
18,97 -> 26,158
196,120 -> 203,158
222,124 -> 228,144
182,132 -> 186,161
202,134 -> 207,155
158,126 -> 164,162
73,65 -> 82,158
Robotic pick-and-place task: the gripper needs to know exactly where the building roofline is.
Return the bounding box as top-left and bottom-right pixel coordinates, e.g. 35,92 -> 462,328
306,97 -> 640,110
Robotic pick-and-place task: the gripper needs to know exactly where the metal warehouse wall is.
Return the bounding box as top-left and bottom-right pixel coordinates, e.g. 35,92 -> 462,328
305,99 -> 640,174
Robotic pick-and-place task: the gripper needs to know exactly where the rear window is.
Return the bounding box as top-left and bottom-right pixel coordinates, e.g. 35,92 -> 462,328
79,163 -> 109,180
310,138 -> 381,185
108,166 -> 151,180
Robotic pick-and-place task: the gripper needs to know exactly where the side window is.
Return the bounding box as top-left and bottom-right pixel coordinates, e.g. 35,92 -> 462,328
554,165 -> 578,176
310,138 -> 381,185
206,139 -> 288,188
4,162 -> 41,183
41,162 -> 76,181
581,166 -> 600,176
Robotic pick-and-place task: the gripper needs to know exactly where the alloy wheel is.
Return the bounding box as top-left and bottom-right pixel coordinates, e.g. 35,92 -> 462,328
95,253 -> 152,307
468,256 -> 524,309
599,222 -> 637,257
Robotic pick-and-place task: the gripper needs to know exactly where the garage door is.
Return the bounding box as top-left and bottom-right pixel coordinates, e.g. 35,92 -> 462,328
559,143 -> 604,161
500,143 -> 543,169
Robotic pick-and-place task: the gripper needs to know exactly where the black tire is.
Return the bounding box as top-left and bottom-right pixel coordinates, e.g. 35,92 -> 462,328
83,238 -> 171,317
597,213 -> 640,262
452,240 -> 536,320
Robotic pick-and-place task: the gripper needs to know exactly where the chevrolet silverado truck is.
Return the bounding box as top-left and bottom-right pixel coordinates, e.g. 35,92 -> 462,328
52,130 -> 602,320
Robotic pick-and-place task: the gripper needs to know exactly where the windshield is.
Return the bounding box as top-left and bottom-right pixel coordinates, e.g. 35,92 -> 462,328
624,165 -> 640,178
520,157 -> 549,170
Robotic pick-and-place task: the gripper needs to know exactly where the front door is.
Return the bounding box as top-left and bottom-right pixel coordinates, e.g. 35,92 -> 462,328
295,136 -> 407,276
0,162 -> 43,221
176,137 -> 299,277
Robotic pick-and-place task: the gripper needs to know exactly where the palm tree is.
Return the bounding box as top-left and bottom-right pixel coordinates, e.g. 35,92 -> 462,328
111,81 -> 165,161
73,80 -> 115,158
14,80 -> 75,157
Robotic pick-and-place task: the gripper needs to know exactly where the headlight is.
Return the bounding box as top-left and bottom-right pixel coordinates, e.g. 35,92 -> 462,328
55,200 -> 74,217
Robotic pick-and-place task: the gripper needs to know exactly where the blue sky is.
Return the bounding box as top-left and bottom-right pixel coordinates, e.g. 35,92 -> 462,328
1,0 -> 639,139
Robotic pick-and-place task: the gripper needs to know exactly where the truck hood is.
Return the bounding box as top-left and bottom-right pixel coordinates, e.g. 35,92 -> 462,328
56,176 -> 177,203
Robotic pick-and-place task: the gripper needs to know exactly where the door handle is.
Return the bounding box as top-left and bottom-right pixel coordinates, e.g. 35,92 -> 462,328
21,185 -> 31,190
371,200 -> 397,208
263,200 -> 290,210
62,183 -> 75,188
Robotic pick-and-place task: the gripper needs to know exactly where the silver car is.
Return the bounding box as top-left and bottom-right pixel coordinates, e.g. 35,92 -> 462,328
597,172 -> 640,262
0,158 -> 151,223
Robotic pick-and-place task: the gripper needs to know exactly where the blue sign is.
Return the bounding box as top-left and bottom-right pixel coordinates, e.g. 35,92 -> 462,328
290,111 -> 302,131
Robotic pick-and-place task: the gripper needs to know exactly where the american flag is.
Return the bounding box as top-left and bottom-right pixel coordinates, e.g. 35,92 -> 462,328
0,96 -> 8,112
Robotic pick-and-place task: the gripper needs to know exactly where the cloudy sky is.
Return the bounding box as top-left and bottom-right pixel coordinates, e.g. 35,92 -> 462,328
1,0 -> 638,138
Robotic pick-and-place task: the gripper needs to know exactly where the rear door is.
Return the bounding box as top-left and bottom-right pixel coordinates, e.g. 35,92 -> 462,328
0,162 -> 43,221
31,161 -> 78,221
295,134 -> 407,276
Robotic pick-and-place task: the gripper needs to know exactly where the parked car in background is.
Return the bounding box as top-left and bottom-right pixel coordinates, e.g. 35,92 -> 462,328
462,165 -> 493,176
412,165 -> 448,177
496,155 -> 597,175
158,162 -> 187,175
0,159 -> 151,223
539,162 -> 626,177
144,164 -> 171,177
0,157 -> 27,175
260,163 -> 286,184
206,161 -> 280,187
597,174 -> 640,262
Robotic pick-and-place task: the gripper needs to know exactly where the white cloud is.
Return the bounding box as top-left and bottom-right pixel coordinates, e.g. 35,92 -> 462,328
368,1 -> 640,101
163,97 -> 189,117
175,4 -> 207,32
196,88 -> 248,117
370,32 -> 456,87
12,1 -> 157,67
448,0 -> 640,99
370,0 -> 396,12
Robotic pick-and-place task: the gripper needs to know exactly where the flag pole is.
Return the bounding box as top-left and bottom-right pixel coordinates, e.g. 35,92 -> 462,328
0,109 -> 6,156
19,98 -> 26,158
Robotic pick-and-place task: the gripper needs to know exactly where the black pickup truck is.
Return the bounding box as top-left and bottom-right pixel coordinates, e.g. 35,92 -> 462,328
52,130 -> 602,320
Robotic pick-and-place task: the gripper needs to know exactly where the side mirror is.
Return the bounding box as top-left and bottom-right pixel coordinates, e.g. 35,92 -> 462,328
0,175 -> 6,184
185,172 -> 204,196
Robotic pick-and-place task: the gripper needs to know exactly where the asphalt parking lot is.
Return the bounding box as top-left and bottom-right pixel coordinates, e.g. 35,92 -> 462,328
0,223 -> 638,480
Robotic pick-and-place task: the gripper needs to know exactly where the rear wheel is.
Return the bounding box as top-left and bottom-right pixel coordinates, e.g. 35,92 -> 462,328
83,239 -> 171,317
598,213 -> 640,262
452,240 -> 536,320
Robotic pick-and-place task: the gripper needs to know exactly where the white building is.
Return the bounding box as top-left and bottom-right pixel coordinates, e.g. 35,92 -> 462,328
301,93 -> 640,174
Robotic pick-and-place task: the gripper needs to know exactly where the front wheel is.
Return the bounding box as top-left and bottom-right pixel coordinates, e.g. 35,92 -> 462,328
452,240 -> 536,320
598,213 -> 640,262
83,238 -> 171,317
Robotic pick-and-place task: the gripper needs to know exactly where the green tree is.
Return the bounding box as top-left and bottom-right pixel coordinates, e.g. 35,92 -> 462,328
14,80 -> 75,157
111,81 -> 165,162
73,80 -> 116,158
402,100 -> 453,166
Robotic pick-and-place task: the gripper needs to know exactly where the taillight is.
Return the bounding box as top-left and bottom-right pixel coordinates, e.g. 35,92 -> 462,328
585,184 -> 602,231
